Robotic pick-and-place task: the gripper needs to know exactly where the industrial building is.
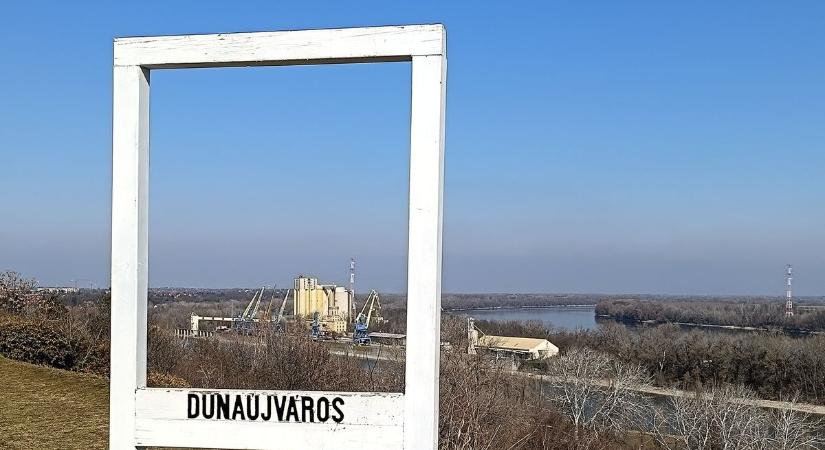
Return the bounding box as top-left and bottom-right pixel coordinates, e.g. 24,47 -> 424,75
467,318 -> 558,361
475,335 -> 559,360
185,272 -> 371,338
188,275 -> 355,335
294,275 -> 353,334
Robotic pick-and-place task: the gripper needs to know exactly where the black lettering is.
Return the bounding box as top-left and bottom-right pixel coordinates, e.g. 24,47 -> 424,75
216,394 -> 230,419
202,394 -> 215,419
273,395 -> 288,421
232,394 -> 246,420
331,397 -> 345,423
247,395 -> 260,420
317,397 -> 330,422
260,395 -> 272,421
286,397 -> 299,421
301,396 -> 315,422
187,394 -> 199,418
192,393 -> 341,422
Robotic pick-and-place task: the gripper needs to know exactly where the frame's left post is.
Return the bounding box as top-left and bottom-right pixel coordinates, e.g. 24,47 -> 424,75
110,64 -> 150,449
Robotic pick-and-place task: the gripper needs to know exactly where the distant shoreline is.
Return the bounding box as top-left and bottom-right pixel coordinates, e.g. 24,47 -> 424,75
598,314 -> 825,335
444,304 -> 596,312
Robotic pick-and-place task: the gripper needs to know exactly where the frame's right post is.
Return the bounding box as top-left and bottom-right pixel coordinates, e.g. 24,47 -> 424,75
404,52 -> 447,450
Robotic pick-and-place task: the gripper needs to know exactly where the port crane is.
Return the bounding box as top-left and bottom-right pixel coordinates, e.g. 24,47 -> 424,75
353,290 -> 382,345
262,288 -> 278,322
265,289 -> 290,332
233,287 -> 266,334
190,286 -> 288,335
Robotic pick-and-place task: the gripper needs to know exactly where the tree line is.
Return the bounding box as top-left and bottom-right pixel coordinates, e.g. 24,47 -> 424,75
597,298 -> 825,331
473,317 -> 825,405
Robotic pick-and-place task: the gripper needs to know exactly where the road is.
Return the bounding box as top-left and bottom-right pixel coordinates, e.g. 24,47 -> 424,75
516,372 -> 825,416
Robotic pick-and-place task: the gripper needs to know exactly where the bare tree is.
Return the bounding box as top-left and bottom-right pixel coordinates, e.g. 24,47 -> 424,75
26,291 -> 66,321
0,270 -> 37,314
768,394 -> 822,450
652,389 -> 715,450
438,348 -> 612,450
653,385 -> 822,450
544,347 -> 649,441
53,293 -> 109,368
710,385 -> 770,450
654,386 -> 769,450
147,325 -> 184,375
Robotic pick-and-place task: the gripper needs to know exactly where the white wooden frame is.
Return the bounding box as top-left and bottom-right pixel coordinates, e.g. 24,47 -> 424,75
110,25 -> 446,449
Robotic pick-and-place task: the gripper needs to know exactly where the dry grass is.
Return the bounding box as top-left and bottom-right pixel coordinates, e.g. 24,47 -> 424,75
0,356 -> 108,449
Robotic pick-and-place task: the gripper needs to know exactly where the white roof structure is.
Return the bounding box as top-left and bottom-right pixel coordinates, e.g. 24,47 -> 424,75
476,335 -> 559,360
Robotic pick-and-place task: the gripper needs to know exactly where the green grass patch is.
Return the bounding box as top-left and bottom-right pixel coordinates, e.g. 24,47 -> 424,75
0,356 -> 108,449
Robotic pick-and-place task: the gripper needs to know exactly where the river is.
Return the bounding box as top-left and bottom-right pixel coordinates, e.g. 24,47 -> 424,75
456,306 -> 599,331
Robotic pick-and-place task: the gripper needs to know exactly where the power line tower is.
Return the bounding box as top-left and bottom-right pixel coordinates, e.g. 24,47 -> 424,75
785,264 -> 794,317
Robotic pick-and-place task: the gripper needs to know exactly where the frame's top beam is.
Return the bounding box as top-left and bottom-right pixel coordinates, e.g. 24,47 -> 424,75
114,24 -> 445,69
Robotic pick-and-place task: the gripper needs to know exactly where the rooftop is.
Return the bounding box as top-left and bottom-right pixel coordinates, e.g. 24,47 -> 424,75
477,335 -> 554,352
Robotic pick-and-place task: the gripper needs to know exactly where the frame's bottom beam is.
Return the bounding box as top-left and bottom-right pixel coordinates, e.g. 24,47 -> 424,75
134,388 -> 404,449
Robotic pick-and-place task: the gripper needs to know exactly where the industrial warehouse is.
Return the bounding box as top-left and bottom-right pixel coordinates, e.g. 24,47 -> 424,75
467,318 -> 558,362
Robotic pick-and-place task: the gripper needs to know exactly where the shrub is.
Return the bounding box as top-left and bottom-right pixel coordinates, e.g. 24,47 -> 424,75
0,271 -> 37,314
0,314 -> 76,369
148,371 -> 191,388
0,313 -> 109,375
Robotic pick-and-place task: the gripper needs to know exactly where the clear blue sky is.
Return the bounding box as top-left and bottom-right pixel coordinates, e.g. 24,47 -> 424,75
1,1 -> 824,295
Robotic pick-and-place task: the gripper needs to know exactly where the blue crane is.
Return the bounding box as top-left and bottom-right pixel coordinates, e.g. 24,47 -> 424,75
310,311 -> 321,340
353,290 -> 382,345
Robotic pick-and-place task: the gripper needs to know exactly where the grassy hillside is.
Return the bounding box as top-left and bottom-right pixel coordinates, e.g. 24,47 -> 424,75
0,356 -> 108,449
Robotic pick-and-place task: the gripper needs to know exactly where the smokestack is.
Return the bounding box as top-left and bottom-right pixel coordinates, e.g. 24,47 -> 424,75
785,264 -> 794,317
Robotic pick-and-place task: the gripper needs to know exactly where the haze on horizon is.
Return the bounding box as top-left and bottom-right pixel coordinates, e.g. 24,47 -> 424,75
1,1 -> 824,296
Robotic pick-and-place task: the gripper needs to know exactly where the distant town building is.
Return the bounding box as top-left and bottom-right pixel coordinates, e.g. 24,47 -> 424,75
36,287 -> 79,294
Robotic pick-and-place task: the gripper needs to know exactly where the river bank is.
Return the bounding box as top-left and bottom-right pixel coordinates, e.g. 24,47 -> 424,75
445,304 -> 597,312
598,314 -> 825,336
